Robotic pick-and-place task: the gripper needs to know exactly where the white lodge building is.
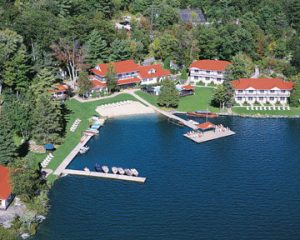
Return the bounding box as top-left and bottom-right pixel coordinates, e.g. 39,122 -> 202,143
189,59 -> 231,85
231,78 -> 294,106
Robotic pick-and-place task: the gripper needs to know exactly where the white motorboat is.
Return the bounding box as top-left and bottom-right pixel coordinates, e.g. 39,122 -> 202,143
102,165 -> 109,173
84,167 -> 90,172
131,168 -> 139,177
118,168 -> 125,175
111,167 -> 118,174
124,169 -> 133,176
79,146 -> 89,154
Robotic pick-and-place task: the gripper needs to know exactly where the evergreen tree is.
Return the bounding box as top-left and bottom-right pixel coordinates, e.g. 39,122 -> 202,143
31,68 -> 56,97
290,74 -> 300,107
31,95 -> 63,144
211,84 -> 233,109
105,63 -> 119,93
157,78 -> 179,108
0,112 -> 16,165
86,30 -> 110,65
3,48 -> 29,94
78,71 -> 92,96
109,39 -> 131,61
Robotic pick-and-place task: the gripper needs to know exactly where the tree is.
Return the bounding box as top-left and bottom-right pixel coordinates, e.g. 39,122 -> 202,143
290,74 -> 300,107
211,84 -> 233,109
30,68 -> 56,97
225,53 -> 254,81
51,39 -> 86,88
86,30 -> 110,65
105,63 -> 119,93
157,78 -> 179,108
180,69 -> 188,81
0,112 -> 16,165
109,39 -> 131,61
31,95 -> 63,144
78,71 -> 92,96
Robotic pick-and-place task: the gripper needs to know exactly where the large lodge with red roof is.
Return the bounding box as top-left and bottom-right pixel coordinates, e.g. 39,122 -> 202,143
90,60 -> 171,91
0,165 -> 13,210
231,78 -> 294,105
189,59 -> 231,85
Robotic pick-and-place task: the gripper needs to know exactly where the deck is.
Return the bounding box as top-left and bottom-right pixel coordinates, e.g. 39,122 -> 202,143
184,130 -> 235,143
62,169 -> 146,183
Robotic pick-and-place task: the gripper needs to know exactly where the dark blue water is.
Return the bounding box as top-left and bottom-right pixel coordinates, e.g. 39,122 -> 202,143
33,115 -> 300,240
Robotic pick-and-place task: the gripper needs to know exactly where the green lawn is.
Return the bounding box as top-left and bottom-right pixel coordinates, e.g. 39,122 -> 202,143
135,87 -> 219,112
32,94 -> 136,183
233,106 -> 300,116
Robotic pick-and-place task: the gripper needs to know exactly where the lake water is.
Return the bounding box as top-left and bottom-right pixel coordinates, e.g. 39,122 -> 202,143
33,115 -> 300,240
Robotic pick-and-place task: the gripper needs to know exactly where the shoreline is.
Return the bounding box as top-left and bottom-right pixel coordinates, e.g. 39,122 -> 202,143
219,112 -> 300,119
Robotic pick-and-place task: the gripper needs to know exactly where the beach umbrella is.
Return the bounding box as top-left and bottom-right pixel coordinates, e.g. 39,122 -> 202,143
44,143 -> 55,151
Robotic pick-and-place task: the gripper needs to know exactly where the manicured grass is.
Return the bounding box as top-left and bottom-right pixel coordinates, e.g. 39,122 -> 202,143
177,87 -> 218,112
40,94 -> 136,183
135,90 -> 159,106
233,106 -> 300,116
135,87 -> 218,112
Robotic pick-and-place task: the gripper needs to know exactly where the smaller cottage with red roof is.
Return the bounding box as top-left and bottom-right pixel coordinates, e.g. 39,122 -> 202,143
231,78 -> 294,106
189,59 -> 231,85
49,84 -> 69,100
0,165 -> 13,210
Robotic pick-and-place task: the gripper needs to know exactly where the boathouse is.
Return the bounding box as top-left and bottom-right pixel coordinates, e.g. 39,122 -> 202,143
0,165 -> 13,210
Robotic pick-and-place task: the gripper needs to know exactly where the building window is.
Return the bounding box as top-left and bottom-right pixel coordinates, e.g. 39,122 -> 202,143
238,90 -> 243,93
194,70 -> 199,73
259,97 -> 264,100
260,90 -> 264,93
217,78 -> 222,81
248,97 -> 253,100
194,76 -> 198,80
281,90 -> 286,93
270,90 -> 275,93
206,70 -> 210,74
249,90 -> 254,93
280,97 -> 285,100
217,71 -> 222,74
270,97 -> 274,100
237,97 -> 242,100
205,77 -> 210,80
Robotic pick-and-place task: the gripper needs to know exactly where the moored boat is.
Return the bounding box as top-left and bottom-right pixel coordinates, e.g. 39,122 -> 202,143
131,168 -> 139,177
124,169 -> 133,176
84,167 -> 90,172
102,165 -> 109,173
118,168 -> 125,175
111,167 -> 118,174
95,163 -> 101,172
187,110 -> 218,118
79,146 -> 89,154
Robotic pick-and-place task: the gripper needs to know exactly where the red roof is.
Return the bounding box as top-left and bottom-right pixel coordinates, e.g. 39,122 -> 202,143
189,60 -> 231,71
0,165 -> 12,200
92,60 -> 140,77
231,78 -> 294,90
49,84 -> 69,93
196,122 -> 215,130
182,85 -> 194,91
91,80 -> 107,89
138,64 -> 171,79
117,77 -> 141,86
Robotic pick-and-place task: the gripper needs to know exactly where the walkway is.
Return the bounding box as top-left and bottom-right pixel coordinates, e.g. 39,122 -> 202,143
53,135 -> 92,176
62,169 -> 146,183
125,90 -> 198,130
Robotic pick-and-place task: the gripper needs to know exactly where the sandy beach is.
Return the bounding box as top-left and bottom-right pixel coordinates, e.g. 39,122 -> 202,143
96,100 -> 155,118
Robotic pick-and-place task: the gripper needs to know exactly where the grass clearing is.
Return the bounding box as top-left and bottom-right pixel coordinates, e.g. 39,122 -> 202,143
233,106 -> 300,116
135,87 -> 218,112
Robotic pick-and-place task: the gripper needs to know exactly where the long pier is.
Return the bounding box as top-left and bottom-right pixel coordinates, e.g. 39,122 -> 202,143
184,130 -> 235,143
62,169 -> 146,183
128,91 -> 198,130
53,135 -> 92,176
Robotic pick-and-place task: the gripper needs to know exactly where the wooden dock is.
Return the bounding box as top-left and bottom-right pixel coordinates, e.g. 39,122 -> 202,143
129,91 -> 198,130
184,130 -> 235,143
53,135 -> 93,176
62,169 -> 146,183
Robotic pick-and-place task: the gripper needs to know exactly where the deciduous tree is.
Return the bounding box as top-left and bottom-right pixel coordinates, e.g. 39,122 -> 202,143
157,78 -> 179,108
